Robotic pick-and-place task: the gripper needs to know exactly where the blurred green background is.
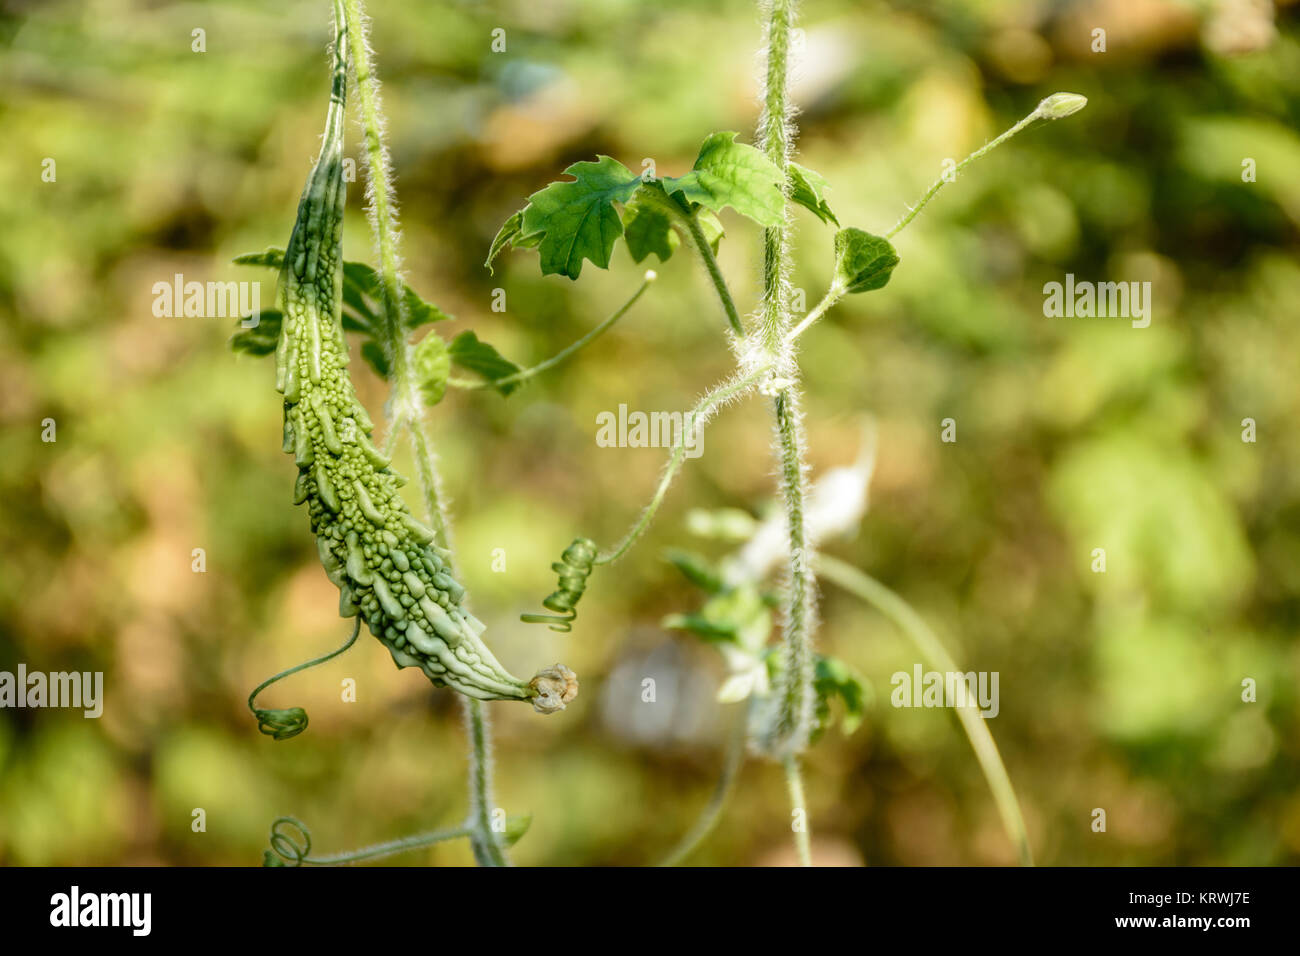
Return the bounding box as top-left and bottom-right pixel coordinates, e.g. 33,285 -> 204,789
1,0 -> 1298,866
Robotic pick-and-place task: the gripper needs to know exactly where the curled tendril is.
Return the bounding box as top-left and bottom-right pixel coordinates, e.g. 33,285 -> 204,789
248,618 -> 361,740
255,706 -> 310,741
520,538 -> 598,632
262,814 -> 483,866
264,816 -> 312,867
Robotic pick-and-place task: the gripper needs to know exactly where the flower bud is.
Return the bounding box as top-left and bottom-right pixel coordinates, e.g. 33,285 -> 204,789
1035,92 -> 1088,120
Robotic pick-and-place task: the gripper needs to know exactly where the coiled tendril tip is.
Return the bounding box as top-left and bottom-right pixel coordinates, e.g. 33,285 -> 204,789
520,537 -> 598,632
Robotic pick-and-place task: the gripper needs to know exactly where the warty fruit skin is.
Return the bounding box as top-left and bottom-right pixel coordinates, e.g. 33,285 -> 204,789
270,14 -> 572,711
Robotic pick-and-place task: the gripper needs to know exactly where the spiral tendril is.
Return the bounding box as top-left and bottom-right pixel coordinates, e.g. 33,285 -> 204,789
264,816 -> 312,867
262,813 -> 477,866
520,537 -> 598,632
248,618 -> 361,740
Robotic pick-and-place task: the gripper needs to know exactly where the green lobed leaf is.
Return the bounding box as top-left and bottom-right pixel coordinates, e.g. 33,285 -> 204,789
788,162 -> 839,225
412,332 -> 451,407
485,210 -> 542,274
518,155 -> 642,279
622,184 -> 680,264
448,331 -> 522,396
662,132 -> 785,228
832,227 -> 900,294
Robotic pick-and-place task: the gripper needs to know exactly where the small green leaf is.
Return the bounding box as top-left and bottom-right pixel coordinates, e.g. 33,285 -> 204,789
684,507 -> 756,541
360,341 -> 390,379
623,184 -> 680,264
232,248 -> 286,269
413,332 -> 451,407
343,261 -> 452,330
666,585 -> 772,652
236,250 -> 449,335
788,162 -> 838,225
229,309 -> 283,355
663,132 -> 785,228
832,228 -> 900,294
812,655 -> 869,740
402,286 -> 452,330
664,549 -> 724,594
504,814 -> 533,847
696,209 -> 725,254
448,331 -> 522,396
662,612 -> 738,644
485,210 -> 541,274
519,156 -> 642,279
486,211 -> 523,274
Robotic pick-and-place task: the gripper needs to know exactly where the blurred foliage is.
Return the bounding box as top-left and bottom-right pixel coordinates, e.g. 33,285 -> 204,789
1,0 -> 1298,866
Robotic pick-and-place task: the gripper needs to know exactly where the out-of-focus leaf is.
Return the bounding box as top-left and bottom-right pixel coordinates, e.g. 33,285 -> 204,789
812,655 -> 868,740
413,332 -> 451,407
229,309 -> 283,355
664,548 -> 724,593
448,331 -> 522,396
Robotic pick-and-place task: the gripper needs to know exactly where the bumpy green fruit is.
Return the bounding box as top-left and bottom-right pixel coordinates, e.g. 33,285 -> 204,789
271,10 -> 575,714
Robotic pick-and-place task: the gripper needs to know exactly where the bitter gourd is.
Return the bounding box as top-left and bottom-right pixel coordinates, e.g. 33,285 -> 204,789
271,2 -> 576,714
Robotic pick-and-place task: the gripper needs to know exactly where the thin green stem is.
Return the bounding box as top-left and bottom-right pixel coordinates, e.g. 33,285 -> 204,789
303,825 -> 471,865
683,212 -> 744,335
450,273 -> 656,391
783,755 -> 812,866
658,702 -> 748,866
343,0 -> 507,867
885,94 -> 1086,240
247,618 -> 361,740
636,183 -> 744,336
464,696 -> 509,867
816,554 -> 1033,866
785,285 -> 843,343
596,365 -> 771,566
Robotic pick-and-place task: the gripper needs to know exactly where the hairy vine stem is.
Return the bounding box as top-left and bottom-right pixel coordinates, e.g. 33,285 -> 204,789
751,0 -> 818,782
598,365 -> 772,565
342,0 -> 507,867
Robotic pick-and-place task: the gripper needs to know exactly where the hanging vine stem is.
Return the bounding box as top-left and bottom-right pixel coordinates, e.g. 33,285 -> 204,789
341,0 -> 507,867
265,816 -> 471,866
657,701 -> 750,866
248,618 -> 361,741
816,555 -> 1034,865
520,364 -> 772,632
449,271 -> 657,391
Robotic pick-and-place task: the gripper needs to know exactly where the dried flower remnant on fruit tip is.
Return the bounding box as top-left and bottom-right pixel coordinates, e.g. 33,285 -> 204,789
1035,92 -> 1087,120
530,664 -> 579,714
